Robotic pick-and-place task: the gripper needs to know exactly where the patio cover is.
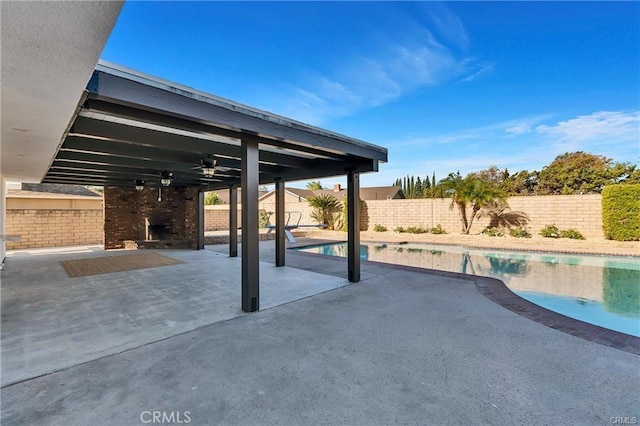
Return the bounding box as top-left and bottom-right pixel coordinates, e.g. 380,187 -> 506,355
43,61 -> 388,312
43,61 -> 386,188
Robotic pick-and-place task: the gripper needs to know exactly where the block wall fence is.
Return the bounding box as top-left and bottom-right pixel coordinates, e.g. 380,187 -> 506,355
5,194 -> 604,249
362,194 -> 604,238
209,194 -> 605,239
6,209 -> 103,249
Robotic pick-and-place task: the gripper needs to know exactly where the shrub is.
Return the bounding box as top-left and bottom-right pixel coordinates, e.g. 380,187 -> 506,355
509,226 -> 532,238
394,226 -> 405,233
429,224 -> 447,234
308,194 -> 342,230
406,226 -> 427,234
602,184 -> 640,241
539,224 -> 561,238
482,227 -> 504,237
340,197 -> 364,232
204,192 -> 223,205
373,224 -> 387,232
560,229 -> 585,240
258,210 -> 270,229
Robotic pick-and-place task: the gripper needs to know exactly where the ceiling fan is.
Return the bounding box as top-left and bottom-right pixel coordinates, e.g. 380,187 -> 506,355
192,155 -> 233,178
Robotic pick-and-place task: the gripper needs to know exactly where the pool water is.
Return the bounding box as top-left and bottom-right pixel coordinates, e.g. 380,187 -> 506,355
296,242 -> 640,337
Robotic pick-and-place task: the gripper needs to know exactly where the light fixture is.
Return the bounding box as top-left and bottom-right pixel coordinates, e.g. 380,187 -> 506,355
135,180 -> 145,191
160,171 -> 173,187
201,157 -> 217,178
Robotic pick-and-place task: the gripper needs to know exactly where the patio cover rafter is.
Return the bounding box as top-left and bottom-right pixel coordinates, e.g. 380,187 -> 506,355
43,61 -> 386,190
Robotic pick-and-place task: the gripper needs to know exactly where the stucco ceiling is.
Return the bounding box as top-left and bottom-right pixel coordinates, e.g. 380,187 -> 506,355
1,1 -> 123,182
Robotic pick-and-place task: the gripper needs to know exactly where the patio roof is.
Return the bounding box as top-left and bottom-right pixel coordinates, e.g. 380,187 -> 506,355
43,61 -> 387,189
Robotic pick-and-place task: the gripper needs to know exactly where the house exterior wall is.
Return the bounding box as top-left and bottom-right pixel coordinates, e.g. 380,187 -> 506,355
7,197 -> 101,210
104,186 -> 199,249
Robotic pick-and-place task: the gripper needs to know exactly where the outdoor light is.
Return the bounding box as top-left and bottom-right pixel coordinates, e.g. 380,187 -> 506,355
160,171 -> 173,187
201,157 -> 216,178
134,180 -> 145,191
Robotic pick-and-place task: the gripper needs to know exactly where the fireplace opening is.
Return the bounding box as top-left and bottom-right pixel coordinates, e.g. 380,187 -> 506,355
148,223 -> 172,240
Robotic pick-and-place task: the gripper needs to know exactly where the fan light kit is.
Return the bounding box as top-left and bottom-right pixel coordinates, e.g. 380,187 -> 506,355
134,180 -> 145,191
160,171 -> 173,187
201,157 -> 217,178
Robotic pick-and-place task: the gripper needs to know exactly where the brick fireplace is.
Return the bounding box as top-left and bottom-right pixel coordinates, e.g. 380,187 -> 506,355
104,186 -> 199,249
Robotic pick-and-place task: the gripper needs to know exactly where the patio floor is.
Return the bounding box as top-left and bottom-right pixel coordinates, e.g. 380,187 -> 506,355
1,244 -> 348,387
1,240 -> 639,424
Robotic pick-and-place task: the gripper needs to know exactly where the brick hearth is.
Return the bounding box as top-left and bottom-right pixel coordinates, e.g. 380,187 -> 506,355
104,186 -> 199,250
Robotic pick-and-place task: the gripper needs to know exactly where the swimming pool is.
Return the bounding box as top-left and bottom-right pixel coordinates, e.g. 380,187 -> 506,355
295,242 -> 640,337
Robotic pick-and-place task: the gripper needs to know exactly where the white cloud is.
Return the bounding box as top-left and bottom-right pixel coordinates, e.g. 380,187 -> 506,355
535,110 -> 640,153
375,111 -> 639,186
258,6 -> 478,125
505,124 -> 532,135
457,60 -> 494,83
395,115 -> 549,147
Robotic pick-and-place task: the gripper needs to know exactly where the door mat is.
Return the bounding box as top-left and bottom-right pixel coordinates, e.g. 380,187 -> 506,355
60,253 -> 184,278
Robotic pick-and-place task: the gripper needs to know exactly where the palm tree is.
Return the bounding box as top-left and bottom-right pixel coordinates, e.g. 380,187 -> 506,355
440,172 -> 506,234
306,181 -> 324,190
307,194 -> 342,230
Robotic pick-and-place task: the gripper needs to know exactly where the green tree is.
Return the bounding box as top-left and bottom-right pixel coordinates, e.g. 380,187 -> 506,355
474,165 -> 509,187
306,181 -> 324,190
440,172 -> 507,234
204,192 -> 223,205
536,152 -> 636,195
307,194 -> 342,230
501,170 -> 538,195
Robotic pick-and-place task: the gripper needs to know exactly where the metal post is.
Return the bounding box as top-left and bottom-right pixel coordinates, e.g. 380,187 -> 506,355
241,140 -> 260,312
275,179 -> 285,267
347,170 -> 361,282
197,190 -> 205,249
229,185 -> 238,258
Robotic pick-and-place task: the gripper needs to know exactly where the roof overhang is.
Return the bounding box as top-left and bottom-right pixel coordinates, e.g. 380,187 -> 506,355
0,2 -> 124,182
42,62 -> 388,190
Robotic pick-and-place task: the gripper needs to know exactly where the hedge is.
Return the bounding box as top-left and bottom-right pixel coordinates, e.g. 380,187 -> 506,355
602,184 -> 640,241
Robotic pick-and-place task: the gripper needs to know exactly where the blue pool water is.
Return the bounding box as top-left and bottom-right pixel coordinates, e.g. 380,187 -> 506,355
296,242 -> 640,337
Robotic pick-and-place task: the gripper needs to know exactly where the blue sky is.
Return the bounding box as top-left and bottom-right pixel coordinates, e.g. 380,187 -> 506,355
101,1 -> 640,188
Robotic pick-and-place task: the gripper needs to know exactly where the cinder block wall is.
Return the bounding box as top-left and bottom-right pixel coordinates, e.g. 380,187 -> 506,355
204,203 -> 316,231
205,194 -> 603,237
104,186 -> 199,249
363,194 -> 603,238
204,206 -> 242,231
6,209 -> 103,249
7,193 -> 605,249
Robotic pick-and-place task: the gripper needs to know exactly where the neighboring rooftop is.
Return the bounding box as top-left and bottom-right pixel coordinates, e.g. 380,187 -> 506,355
9,183 -> 102,198
262,185 -> 405,202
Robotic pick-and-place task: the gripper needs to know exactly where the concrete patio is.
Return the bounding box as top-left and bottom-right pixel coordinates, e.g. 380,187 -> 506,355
1,240 -> 639,425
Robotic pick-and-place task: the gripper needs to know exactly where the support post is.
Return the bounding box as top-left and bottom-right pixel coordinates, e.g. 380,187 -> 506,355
197,190 -> 205,249
275,179 -> 285,267
347,170 -> 361,282
229,184 -> 238,257
241,140 -> 260,312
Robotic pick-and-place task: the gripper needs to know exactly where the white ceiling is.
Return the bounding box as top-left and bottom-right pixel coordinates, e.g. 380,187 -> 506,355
1,1 -> 123,182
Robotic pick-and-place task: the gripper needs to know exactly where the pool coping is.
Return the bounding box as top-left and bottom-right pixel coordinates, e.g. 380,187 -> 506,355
293,236 -> 640,258
289,240 -> 640,356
